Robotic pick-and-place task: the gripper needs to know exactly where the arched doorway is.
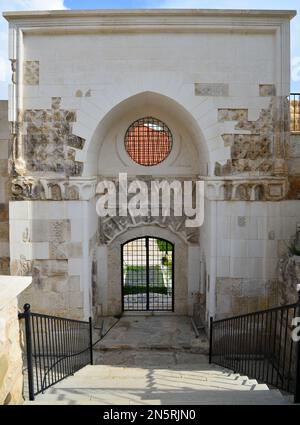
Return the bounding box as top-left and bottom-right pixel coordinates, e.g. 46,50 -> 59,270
121,237 -> 174,312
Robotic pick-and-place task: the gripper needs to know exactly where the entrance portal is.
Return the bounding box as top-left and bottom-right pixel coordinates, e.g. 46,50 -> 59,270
121,237 -> 174,311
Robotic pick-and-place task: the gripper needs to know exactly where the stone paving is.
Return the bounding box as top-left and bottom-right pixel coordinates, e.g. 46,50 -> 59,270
93,315 -> 209,353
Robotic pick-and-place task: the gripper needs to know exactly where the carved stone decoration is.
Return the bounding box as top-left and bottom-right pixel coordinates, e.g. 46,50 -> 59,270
204,177 -> 288,201
23,61 -> 39,85
279,249 -> 300,305
22,97 -> 84,175
195,83 -> 229,97
10,176 -> 96,201
10,59 -> 17,84
98,213 -> 199,245
216,94 -> 289,177
11,176 -> 45,200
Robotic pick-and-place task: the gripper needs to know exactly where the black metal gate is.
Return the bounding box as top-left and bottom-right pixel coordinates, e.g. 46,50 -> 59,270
121,237 -> 174,311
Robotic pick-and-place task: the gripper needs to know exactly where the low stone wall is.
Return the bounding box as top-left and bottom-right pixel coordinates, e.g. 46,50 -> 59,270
0,276 -> 32,405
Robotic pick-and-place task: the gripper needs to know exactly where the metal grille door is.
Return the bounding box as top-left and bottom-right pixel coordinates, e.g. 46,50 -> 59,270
122,237 -> 174,311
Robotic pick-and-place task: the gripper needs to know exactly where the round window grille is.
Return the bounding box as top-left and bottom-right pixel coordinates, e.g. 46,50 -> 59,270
124,117 -> 173,166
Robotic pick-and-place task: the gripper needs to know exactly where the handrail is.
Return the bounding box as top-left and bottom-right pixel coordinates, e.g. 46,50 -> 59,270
18,304 -> 93,401
209,293 -> 300,403
212,302 -> 298,324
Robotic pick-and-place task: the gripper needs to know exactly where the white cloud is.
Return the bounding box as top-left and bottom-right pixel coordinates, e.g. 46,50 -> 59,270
0,0 -> 66,99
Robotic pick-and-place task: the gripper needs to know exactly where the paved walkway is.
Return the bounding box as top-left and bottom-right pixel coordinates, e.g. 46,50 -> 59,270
94,315 -> 209,354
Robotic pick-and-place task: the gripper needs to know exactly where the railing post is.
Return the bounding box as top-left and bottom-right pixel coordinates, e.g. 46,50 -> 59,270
23,304 -> 35,401
89,317 -> 93,366
209,316 -> 213,364
294,291 -> 300,404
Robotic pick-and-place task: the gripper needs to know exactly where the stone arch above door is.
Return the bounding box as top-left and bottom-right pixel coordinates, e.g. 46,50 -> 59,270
82,90 -> 209,177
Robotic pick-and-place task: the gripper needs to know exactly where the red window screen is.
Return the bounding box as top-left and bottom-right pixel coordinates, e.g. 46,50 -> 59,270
124,117 -> 173,166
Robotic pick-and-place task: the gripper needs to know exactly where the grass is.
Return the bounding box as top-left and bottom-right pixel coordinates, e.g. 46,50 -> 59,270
123,286 -> 168,295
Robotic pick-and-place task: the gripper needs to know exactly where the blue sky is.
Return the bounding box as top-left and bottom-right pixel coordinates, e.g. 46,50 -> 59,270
0,0 -> 299,99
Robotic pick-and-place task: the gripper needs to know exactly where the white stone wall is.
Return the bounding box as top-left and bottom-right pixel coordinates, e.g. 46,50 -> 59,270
3,10 -> 297,321
203,200 -> 300,319
0,101 -> 9,275
9,201 -> 97,320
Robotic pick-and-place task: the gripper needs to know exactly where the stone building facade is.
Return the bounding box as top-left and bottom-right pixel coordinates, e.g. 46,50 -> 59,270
1,9 -> 300,322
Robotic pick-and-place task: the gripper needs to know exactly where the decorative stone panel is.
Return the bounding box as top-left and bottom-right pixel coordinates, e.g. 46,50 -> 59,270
216,96 -> 289,177
22,97 -> 84,175
205,177 -> 288,201
195,83 -> 229,97
23,61 -> 39,85
259,84 -> 276,97
11,176 -> 96,201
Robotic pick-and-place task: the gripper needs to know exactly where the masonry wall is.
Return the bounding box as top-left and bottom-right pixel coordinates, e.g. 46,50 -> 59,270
0,101 -> 9,275
10,200 -> 97,320
5,11 -> 297,321
212,200 -> 300,319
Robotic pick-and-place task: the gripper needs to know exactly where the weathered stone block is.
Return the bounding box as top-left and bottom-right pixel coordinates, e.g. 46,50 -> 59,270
259,84 -> 276,96
23,61 -> 39,85
195,83 -> 229,96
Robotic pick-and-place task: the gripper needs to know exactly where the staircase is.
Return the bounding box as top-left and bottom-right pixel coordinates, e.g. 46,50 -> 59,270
25,351 -> 290,405
21,314 -> 295,405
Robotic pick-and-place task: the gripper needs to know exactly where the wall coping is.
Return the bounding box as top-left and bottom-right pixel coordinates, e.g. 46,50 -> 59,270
3,9 -> 297,20
0,276 -> 32,311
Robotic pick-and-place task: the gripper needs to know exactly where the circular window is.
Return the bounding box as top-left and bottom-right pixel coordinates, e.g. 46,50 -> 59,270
124,117 -> 173,166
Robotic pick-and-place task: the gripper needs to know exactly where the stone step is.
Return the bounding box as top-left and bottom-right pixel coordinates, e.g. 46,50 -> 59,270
26,387 -> 289,405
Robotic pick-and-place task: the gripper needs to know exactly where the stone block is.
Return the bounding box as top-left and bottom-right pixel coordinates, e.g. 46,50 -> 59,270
0,223 -> 9,242
195,83 -> 229,96
23,61 -> 39,85
259,84 -> 276,96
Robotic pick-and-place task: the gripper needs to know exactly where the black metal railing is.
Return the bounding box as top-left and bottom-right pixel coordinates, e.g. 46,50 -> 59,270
209,295 -> 300,403
290,93 -> 300,132
19,304 -> 93,401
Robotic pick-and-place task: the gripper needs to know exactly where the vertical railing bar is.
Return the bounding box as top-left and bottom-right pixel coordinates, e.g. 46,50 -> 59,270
266,311 -> 273,385
254,313 -> 259,380
50,318 -> 57,385
64,319 -> 69,378
281,308 -> 289,390
34,313 -> 43,394
294,292 -> 300,403
54,318 -> 61,384
89,317 -> 93,365
57,319 -> 63,380
39,316 -> 47,392
30,315 -> 39,395
232,318 -> 236,372
47,317 -> 54,388
286,308 -> 295,393
276,309 -> 284,388
44,316 -> 51,390
244,316 -> 249,375
23,305 -> 35,400
209,317 -> 213,364
270,310 -> 278,386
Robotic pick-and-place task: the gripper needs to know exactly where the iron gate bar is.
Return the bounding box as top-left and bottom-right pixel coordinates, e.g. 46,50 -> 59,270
121,236 -> 174,312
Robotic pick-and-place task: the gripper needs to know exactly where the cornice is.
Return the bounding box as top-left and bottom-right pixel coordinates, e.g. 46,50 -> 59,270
3,9 -> 297,21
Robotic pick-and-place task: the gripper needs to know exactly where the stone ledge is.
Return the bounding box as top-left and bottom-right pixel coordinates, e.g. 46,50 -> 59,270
0,276 -> 32,311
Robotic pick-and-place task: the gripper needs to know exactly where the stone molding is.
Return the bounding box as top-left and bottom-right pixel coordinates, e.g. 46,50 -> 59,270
11,176 -> 97,201
204,177 -> 288,201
